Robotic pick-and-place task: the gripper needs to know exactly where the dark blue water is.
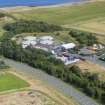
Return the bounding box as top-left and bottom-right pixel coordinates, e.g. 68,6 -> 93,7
0,0 -> 83,7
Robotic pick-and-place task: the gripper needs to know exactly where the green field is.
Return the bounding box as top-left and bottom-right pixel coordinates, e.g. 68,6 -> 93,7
0,72 -> 29,92
8,1 -> 105,25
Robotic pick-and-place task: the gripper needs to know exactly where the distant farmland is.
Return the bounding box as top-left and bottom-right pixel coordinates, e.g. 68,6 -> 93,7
68,17 -> 105,35
7,1 -> 105,25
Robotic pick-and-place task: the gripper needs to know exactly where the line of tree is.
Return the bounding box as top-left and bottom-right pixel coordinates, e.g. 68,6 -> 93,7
69,29 -> 97,46
3,20 -> 63,34
0,40 -> 105,104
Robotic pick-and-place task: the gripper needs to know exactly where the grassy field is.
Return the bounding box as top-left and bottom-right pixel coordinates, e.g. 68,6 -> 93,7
0,72 -> 29,92
6,1 -> 105,25
76,60 -> 105,82
70,17 -> 105,35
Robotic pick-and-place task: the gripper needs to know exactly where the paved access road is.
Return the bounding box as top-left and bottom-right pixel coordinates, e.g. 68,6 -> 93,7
4,58 -> 99,105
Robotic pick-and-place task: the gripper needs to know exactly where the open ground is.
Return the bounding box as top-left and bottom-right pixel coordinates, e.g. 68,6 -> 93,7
0,68 -> 79,105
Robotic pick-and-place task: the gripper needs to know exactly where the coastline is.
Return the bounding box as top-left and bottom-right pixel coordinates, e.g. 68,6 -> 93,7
0,0 -> 104,11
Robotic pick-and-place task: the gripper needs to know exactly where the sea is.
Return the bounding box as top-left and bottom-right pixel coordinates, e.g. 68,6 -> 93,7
0,0 -> 84,7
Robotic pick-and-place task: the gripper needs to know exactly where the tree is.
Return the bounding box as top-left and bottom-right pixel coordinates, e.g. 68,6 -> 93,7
84,86 -> 95,97
101,92 -> 105,104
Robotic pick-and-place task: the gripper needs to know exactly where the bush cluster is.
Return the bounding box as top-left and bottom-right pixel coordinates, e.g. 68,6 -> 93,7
3,20 -> 63,34
69,29 -> 97,46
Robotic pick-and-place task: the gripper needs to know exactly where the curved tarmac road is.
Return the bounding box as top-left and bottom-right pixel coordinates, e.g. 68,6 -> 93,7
4,58 -> 99,105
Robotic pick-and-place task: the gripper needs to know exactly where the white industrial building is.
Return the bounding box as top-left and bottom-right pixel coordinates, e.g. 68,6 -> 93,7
55,54 -> 79,65
39,36 -> 54,45
22,36 -> 37,48
22,36 -> 54,48
21,36 -> 79,65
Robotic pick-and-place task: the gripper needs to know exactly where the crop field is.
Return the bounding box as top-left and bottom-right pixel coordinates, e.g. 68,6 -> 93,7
0,72 -> 29,92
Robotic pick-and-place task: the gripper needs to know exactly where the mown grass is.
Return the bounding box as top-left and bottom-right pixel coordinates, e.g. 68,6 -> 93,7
0,72 -> 29,92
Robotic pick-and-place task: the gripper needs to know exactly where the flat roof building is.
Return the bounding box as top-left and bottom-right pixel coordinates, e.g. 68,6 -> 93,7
22,36 -> 37,48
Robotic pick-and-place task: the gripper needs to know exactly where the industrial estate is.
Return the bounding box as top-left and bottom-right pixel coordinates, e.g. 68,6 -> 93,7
21,35 -> 79,65
0,0 -> 105,105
